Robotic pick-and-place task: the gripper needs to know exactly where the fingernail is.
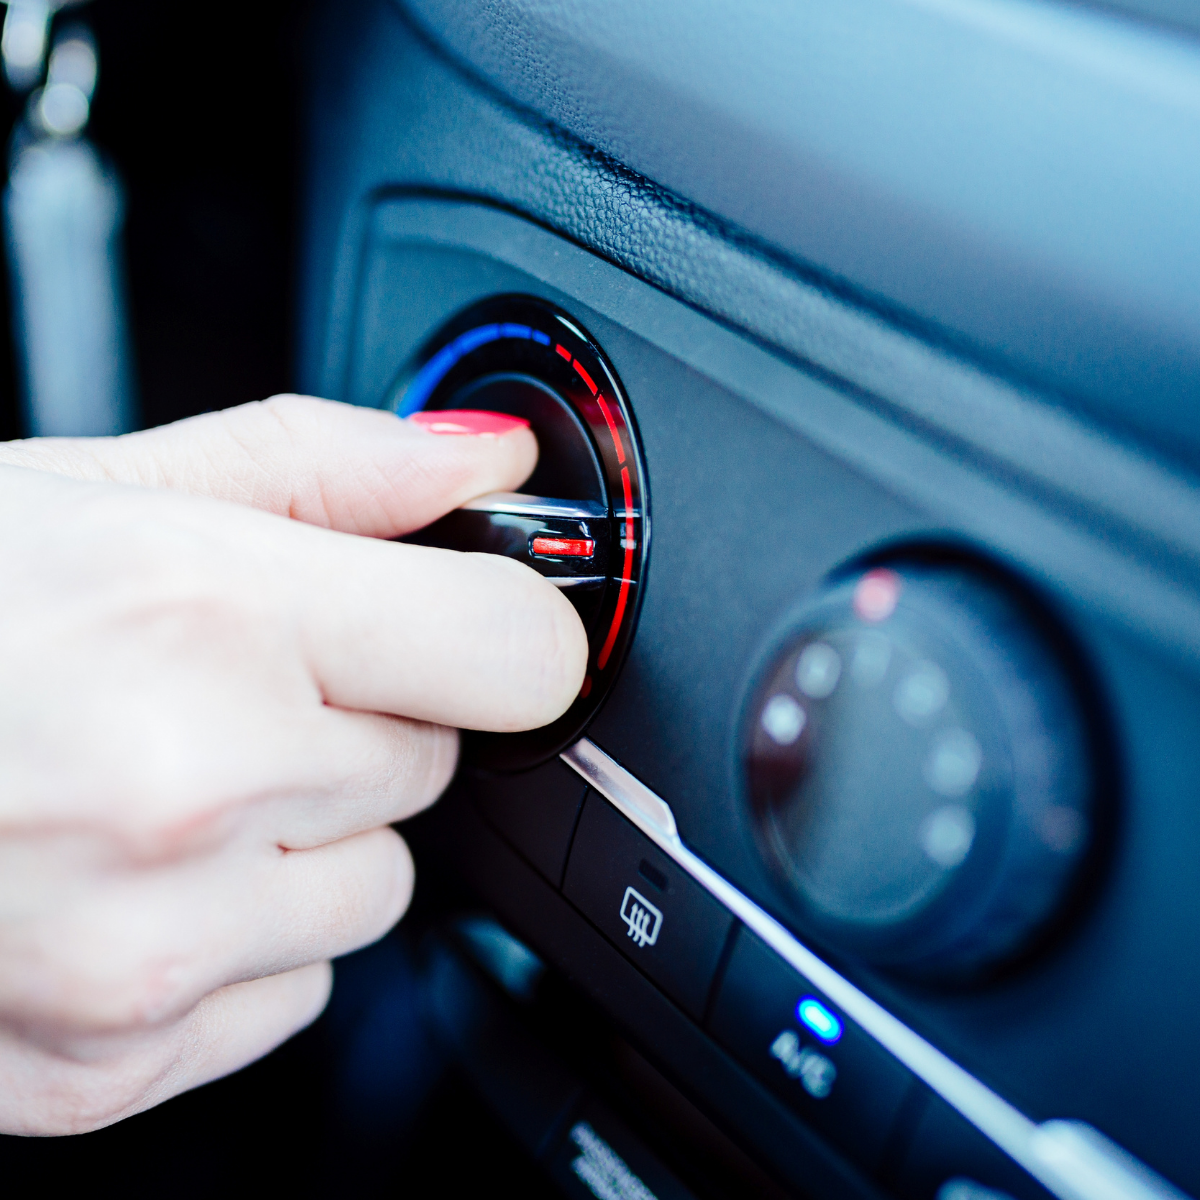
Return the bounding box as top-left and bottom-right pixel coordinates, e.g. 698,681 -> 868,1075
408,410 -> 531,437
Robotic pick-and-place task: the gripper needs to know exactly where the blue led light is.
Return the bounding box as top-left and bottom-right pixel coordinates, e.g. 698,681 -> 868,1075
498,322 -> 535,340
796,997 -> 842,1044
458,323 -> 502,353
396,322 -> 549,416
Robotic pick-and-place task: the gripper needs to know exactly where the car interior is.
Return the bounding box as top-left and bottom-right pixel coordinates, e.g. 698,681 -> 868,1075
1,1 -> 1198,1198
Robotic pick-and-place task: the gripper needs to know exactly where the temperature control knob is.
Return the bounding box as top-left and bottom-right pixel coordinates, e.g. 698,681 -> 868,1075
743,563 -> 1097,980
393,296 -> 648,770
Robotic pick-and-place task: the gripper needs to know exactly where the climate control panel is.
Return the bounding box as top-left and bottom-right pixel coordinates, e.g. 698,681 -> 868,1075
337,204 -> 1195,1197
394,293 -> 1168,1200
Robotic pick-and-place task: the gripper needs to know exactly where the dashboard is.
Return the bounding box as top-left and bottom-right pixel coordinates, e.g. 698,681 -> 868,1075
298,2 -> 1200,1198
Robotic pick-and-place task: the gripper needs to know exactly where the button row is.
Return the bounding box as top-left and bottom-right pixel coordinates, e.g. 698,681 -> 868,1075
473,758 -> 1052,1199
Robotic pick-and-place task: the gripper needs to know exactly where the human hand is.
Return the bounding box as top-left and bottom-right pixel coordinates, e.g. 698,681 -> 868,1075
0,396 -> 587,1135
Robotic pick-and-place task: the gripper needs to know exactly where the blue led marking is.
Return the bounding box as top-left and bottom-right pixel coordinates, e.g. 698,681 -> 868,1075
397,322 -> 549,416
797,997 -> 843,1044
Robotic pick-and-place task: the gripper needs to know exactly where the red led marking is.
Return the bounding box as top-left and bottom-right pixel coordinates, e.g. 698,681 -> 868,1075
531,536 -> 595,558
594,392 -> 625,464
854,568 -> 902,622
580,674 -> 593,699
573,359 -> 598,395
598,466 -> 636,670
555,343 -> 572,361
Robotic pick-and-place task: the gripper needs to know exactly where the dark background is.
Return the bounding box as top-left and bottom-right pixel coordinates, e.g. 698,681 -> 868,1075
0,0 -> 300,440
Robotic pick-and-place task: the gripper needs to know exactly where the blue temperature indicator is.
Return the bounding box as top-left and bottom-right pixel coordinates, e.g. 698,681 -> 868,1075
797,997 -> 842,1044
398,323 -> 553,416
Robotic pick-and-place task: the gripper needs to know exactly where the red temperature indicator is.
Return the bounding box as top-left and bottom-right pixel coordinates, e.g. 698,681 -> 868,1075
531,535 -> 595,558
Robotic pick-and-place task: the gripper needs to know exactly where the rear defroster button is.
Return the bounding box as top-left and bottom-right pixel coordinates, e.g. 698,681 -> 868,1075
562,793 -> 735,1020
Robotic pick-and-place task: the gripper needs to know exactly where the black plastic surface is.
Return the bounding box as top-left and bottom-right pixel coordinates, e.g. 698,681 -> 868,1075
545,1098 -> 698,1200
470,760 -> 588,889
401,0 -> 1200,468
417,793 -> 888,1200
425,922 -> 778,1199
563,794 -> 735,1022
426,934 -> 698,1198
425,938 -> 581,1155
890,1096 -> 1054,1200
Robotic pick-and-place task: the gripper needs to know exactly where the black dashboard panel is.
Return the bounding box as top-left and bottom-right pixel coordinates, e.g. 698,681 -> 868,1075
300,3 -> 1200,1197
401,0 -> 1200,469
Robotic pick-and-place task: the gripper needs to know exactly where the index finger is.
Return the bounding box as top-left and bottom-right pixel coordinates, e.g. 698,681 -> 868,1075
0,395 -> 539,539
271,517 -> 589,731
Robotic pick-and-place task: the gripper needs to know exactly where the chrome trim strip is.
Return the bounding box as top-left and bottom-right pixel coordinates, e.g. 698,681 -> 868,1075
461,491 -> 607,520
560,737 -> 1188,1200
565,737 -> 677,840
548,575 -> 606,590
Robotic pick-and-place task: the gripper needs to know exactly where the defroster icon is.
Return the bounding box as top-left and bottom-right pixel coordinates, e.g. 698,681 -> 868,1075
620,886 -> 663,948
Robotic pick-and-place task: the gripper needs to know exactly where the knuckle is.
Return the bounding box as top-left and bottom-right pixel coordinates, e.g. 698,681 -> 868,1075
71,712 -> 247,859
259,392 -> 330,422
47,490 -> 247,623
376,831 -> 415,932
333,829 -> 413,947
411,721 -> 459,807
113,797 -> 234,864
253,394 -> 343,449
26,921 -> 195,1036
300,960 -> 336,1024
60,956 -> 192,1036
248,395 -> 358,525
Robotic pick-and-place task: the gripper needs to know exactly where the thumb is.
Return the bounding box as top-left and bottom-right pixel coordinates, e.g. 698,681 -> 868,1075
0,395 -> 538,537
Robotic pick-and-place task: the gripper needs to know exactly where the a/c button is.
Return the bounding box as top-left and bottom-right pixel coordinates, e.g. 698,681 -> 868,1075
562,791 -> 735,1020
708,927 -> 916,1174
